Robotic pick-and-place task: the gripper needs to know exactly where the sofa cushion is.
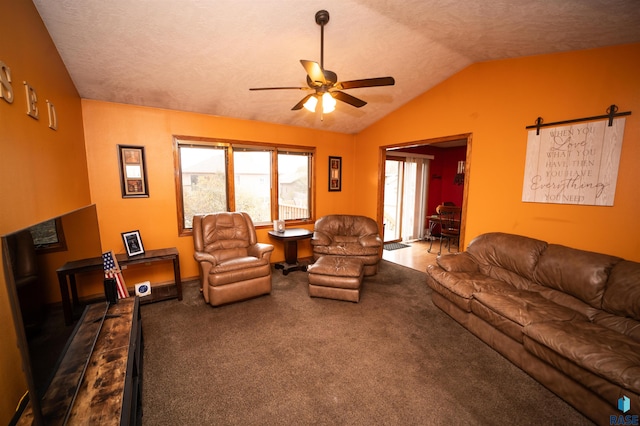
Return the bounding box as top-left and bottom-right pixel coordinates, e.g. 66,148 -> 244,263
472,289 -> 585,343
426,266 -> 512,312
466,232 -> 547,282
534,244 -> 621,309
524,320 -> 640,394
602,260 -> 640,321
435,252 -> 479,273
590,309 -> 640,342
427,267 -> 512,300
523,334 -> 640,409
208,259 -> 271,286
312,242 -> 379,257
533,285 -> 595,318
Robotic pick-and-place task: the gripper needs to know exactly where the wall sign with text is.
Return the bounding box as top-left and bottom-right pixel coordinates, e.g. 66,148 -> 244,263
522,118 -> 625,206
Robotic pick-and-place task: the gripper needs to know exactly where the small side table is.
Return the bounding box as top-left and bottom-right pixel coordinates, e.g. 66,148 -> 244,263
268,228 -> 313,275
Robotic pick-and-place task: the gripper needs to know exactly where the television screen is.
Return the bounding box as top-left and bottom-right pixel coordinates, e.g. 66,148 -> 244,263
2,204 -> 105,425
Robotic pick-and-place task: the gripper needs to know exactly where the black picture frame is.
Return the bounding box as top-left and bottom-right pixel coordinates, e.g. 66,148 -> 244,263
121,230 -> 145,257
118,145 -> 149,198
328,156 -> 342,192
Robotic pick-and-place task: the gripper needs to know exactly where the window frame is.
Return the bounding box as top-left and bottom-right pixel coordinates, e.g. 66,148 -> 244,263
173,136 -> 315,236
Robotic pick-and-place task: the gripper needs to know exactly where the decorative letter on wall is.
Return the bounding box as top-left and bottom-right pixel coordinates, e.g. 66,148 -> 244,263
24,82 -> 39,119
522,118 -> 625,206
47,100 -> 58,130
0,61 -> 14,104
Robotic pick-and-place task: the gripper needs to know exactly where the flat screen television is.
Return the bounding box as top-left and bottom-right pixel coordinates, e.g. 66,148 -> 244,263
2,204 -> 107,425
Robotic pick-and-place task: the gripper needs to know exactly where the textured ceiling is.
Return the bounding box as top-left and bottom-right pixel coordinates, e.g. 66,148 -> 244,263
33,0 -> 640,135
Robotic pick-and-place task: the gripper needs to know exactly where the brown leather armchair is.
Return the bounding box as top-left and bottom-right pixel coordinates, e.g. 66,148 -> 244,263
311,215 -> 382,276
193,212 -> 274,306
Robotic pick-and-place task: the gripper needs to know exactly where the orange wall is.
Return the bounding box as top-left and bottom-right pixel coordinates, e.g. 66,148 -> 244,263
0,0 -> 90,422
355,43 -> 640,261
82,101 -> 356,282
3,2 -> 639,423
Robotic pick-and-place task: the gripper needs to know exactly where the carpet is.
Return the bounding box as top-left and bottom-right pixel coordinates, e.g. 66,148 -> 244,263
383,242 -> 410,251
140,260 -> 590,425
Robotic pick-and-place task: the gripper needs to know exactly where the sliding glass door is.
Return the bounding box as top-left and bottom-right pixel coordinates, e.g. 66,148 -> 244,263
383,156 -> 429,243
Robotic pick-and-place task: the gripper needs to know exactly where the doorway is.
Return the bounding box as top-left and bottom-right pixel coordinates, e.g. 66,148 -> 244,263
378,133 -> 471,249
383,155 -> 431,243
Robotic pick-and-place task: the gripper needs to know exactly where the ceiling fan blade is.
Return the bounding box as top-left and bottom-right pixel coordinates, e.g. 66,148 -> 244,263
300,60 -> 327,85
332,91 -> 367,108
336,77 -> 395,90
249,86 -> 309,91
292,94 -> 314,110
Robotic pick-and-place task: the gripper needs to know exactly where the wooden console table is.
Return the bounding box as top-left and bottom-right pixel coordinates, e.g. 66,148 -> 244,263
57,247 -> 181,325
17,297 -> 142,425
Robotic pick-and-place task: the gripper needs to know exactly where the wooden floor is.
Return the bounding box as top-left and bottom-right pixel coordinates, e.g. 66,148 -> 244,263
381,239 -> 460,272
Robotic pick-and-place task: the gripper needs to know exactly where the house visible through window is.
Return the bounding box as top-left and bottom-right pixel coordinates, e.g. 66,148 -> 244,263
174,137 -> 314,235
233,149 -> 271,223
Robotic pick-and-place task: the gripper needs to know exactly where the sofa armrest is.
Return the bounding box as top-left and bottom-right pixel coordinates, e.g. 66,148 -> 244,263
311,230 -> 332,247
359,234 -> 382,248
248,242 -> 274,261
436,252 -> 479,273
194,251 -> 218,266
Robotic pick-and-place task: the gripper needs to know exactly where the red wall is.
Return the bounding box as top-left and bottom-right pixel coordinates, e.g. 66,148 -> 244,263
397,145 -> 466,215
430,146 -> 466,214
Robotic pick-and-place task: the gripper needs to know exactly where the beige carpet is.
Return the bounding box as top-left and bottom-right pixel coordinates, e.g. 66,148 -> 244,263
140,260 -> 592,425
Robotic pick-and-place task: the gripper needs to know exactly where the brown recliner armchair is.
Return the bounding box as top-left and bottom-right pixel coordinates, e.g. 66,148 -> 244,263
193,212 -> 274,306
311,215 -> 382,276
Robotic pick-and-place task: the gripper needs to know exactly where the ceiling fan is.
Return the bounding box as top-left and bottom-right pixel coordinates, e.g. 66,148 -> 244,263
249,10 -> 395,115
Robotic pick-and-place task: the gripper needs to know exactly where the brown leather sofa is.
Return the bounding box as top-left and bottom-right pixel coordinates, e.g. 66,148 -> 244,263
310,214 -> 382,276
426,232 -> 640,424
193,212 -> 274,306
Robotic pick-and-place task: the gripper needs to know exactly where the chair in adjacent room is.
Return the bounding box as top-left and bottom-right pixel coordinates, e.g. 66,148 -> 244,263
192,212 -> 274,306
436,205 -> 462,255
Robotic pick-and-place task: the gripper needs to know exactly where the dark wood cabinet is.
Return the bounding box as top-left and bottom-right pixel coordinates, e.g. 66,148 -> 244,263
16,297 -> 143,425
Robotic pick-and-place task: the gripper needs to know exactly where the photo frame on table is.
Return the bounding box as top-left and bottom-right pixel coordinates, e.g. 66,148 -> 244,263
328,156 -> 342,192
118,145 -> 149,198
121,230 -> 145,257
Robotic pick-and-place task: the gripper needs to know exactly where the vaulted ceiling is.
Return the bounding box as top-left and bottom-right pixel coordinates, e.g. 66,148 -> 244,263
33,0 -> 640,134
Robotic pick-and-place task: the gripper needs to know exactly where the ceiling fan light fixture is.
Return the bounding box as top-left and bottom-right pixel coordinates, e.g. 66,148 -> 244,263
322,92 -> 336,113
303,95 -> 318,112
249,10 -> 395,114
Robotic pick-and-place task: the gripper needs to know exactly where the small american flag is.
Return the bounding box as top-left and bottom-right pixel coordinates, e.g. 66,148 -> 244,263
103,251 -> 129,299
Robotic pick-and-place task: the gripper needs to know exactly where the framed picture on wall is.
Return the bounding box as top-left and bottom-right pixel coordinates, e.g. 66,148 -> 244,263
118,145 -> 149,198
328,156 -> 342,192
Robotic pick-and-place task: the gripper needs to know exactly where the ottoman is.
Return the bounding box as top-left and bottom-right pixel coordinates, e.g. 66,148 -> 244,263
307,256 -> 364,302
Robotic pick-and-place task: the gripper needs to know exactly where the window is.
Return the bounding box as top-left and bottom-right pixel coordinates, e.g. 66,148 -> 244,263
278,152 -> 311,220
29,217 -> 67,253
233,149 -> 272,223
174,137 -> 314,235
179,145 -> 228,229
